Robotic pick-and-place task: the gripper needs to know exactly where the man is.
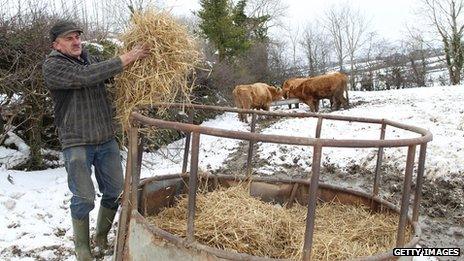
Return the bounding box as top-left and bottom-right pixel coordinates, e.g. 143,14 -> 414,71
42,20 -> 149,260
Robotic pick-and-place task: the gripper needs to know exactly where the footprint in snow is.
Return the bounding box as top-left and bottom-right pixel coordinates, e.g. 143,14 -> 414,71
2,199 -> 16,210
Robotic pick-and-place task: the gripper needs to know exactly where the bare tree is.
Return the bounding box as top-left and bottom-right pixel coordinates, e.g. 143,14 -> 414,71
267,39 -> 292,85
88,0 -> 162,33
360,32 -> 380,91
300,22 -> 332,76
404,29 -> 429,87
323,4 -> 349,72
345,6 -> 369,91
300,24 -> 317,77
0,0 -> 9,19
323,3 -> 367,103
380,43 -> 409,90
420,0 -> 464,85
285,23 -> 300,67
239,0 -> 287,81
246,0 -> 288,30
0,4 -> 57,169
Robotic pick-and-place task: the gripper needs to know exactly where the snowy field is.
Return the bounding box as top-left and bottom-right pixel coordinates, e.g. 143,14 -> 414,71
1,85 -> 463,260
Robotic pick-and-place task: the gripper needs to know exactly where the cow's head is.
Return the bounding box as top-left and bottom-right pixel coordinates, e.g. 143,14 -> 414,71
268,86 -> 283,101
281,80 -> 291,99
282,79 -> 303,99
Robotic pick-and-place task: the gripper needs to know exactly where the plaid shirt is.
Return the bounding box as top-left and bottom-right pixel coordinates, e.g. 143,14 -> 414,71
42,49 -> 123,149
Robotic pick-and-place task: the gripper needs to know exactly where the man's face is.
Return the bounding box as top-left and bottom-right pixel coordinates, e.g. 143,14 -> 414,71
52,31 -> 82,59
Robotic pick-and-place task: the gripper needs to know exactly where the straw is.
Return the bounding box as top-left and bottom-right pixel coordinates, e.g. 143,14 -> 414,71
112,9 -> 201,131
147,185 -> 411,260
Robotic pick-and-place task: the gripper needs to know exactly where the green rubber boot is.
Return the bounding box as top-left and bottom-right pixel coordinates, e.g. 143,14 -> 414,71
72,216 -> 93,261
95,206 -> 117,251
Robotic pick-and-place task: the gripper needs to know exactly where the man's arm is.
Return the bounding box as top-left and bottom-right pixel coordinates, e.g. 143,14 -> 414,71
43,57 -> 124,90
43,45 -> 150,90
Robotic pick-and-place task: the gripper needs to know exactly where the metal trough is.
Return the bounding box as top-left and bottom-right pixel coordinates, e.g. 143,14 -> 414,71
114,103 -> 432,261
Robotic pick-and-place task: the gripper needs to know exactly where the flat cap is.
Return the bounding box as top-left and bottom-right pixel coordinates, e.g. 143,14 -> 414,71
49,20 -> 83,42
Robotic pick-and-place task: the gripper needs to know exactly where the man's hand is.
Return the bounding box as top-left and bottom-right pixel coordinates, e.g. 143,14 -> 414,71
119,44 -> 150,67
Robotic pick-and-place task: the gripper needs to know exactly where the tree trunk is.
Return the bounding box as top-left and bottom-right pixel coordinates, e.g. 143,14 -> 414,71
452,68 -> 461,85
27,115 -> 44,170
349,57 -> 355,91
24,95 -> 45,171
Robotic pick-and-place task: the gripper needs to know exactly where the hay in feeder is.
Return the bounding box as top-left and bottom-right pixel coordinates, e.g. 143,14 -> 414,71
113,9 -> 201,130
147,185 -> 411,260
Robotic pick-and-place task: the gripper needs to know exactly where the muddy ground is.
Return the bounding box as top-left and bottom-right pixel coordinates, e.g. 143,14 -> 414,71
3,115 -> 462,261
213,121 -> 464,261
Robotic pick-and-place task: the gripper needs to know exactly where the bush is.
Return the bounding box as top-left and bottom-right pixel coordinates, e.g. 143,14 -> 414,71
0,13 -> 57,170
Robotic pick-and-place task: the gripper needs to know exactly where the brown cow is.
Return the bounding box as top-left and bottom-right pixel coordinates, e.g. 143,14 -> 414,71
282,77 -> 309,109
282,72 -> 348,112
282,77 -> 334,109
233,83 -> 283,123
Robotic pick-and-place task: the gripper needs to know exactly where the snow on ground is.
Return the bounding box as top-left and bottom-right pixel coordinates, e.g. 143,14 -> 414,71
1,85 -> 462,260
0,168 -> 75,260
256,86 -> 464,181
0,112 -> 250,260
139,112 -> 249,177
0,132 -> 31,169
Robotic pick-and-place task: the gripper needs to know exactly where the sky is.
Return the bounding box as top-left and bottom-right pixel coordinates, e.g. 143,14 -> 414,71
8,0 -> 426,43
12,0 -> 426,52
161,0 -> 424,42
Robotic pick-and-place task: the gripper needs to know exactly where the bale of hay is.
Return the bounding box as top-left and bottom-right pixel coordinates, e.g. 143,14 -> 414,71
147,185 -> 411,260
113,9 -> 201,130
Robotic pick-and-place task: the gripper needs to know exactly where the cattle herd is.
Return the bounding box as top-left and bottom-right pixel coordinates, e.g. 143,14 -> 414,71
232,72 -> 349,122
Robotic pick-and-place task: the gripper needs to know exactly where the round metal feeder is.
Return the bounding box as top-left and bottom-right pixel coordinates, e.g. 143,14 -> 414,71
114,103 -> 432,261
